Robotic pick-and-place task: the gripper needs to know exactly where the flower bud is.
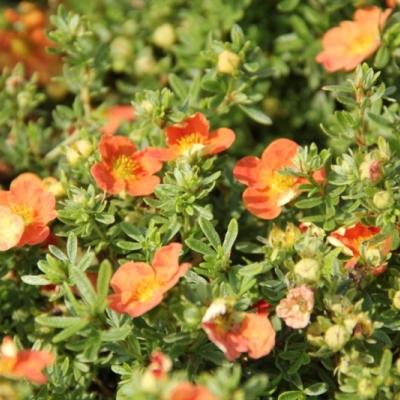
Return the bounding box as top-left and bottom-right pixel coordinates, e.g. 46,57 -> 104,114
217,50 -> 240,75
393,291 -> 400,310
378,136 -> 391,161
360,158 -> 382,182
66,147 -> 80,166
135,51 -> 157,75
152,23 -> 176,49
357,378 -> 377,399
75,139 -> 93,158
110,36 -> 133,72
324,324 -> 350,351
373,190 -> 393,209
294,258 -> 320,282
268,225 -> 285,248
42,177 -> 65,198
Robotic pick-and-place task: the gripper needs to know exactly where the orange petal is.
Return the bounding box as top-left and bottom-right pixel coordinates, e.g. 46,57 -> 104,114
136,151 -> 164,175
110,262 -> 153,294
205,128 -> 235,155
18,223 -> 49,247
99,135 -> 136,163
126,175 -> 160,196
0,206 -> 24,251
13,350 -> 54,384
102,105 -> 135,136
261,138 -> 299,171
233,156 -> 261,186
166,113 -> 209,145
240,313 -> 275,359
243,187 -> 282,220
91,163 -> 124,194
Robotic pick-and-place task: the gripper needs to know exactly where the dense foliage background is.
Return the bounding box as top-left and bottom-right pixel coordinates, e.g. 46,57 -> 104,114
2,0 -> 400,399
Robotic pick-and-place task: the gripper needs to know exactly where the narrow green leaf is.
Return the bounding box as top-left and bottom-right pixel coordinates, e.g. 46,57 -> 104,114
199,218 -> 221,249
223,219 -> 238,254
21,275 -> 51,286
67,232 -> 78,263
96,260 -> 112,310
239,105 -> 272,125
186,238 -> 215,256
36,316 -> 83,328
53,319 -> 89,343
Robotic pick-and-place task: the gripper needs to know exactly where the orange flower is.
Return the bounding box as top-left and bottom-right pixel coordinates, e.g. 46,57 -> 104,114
154,113 -> 235,160
316,7 -> 391,72
0,3 -> 61,84
108,243 -> 191,318
102,105 -> 135,136
147,351 -> 172,380
0,337 -> 54,384
201,299 -> 275,361
387,0 -> 399,7
169,382 -> 217,400
234,138 -> 324,220
0,173 -> 57,248
276,285 -> 314,329
91,135 -> 163,196
328,223 -> 392,273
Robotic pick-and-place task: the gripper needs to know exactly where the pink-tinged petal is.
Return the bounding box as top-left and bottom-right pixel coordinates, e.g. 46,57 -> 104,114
152,243 -> 182,277
205,128 -> 235,155
261,138 -> 299,171
125,175 -> 160,196
0,206 -> 24,251
233,156 -> 261,186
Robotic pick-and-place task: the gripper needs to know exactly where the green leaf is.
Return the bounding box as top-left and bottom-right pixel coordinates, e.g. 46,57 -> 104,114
278,391 -> 306,400
36,316 -> 83,328
379,348 -> 392,379
21,275 -> 51,286
169,74 -> 187,99
239,105 -> 272,125
53,319 -> 89,343
295,197 -> 323,209
101,326 -> 131,342
49,245 -> 68,262
199,218 -> 221,249
278,0 -> 300,12
96,260 -> 112,310
67,232 -> 78,264
70,267 -> 97,308
222,219 -> 238,254
186,238 -> 215,256
303,383 -> 328,396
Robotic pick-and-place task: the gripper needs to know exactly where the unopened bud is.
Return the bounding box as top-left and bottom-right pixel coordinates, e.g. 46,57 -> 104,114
152,23 -> 176,49
357,378 -> 377,399
324,324 -> 349,351
75,139 -> 93,158
393,291 -> 400,310
217,50 -> 240,75
378,136 -> 391,161
42,177 -> 65,198
66,147 -> 80,166
373,190 -> 392,209
294,258 -> 320,282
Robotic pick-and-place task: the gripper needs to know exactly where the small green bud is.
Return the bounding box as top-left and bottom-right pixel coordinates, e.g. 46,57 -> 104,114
324,324 -> 350,351
357,378 -> 377,399
294,258 -> 320,282
373,190 -> 393,209
217,50 -> 240,74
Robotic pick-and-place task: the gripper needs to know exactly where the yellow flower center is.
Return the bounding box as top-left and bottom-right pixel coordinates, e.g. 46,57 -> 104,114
348,33 -> 376,56
132,276 -> 159,302
112,155 -> 137,180
268,172 -> 298,206
12,204 -> 34,225
178,133 -> 207,155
